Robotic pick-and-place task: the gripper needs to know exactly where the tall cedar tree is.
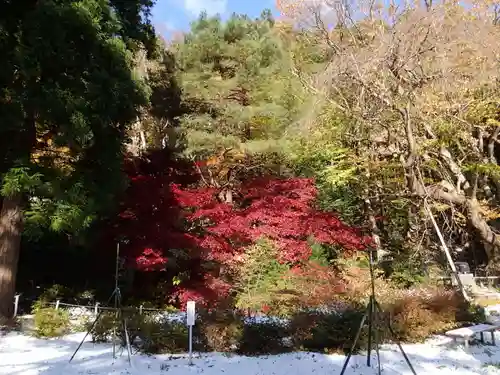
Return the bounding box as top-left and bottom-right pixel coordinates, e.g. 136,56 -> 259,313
0,0 -> 156,318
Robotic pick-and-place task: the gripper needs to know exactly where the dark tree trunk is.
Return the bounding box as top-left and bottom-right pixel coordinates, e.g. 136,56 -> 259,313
0,193 -> 24,319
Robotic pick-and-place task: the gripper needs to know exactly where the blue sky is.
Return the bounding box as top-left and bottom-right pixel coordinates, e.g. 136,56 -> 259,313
152,0 -> 279,37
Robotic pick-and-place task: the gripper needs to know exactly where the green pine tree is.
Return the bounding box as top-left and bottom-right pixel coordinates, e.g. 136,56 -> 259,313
172,11 -> 304,167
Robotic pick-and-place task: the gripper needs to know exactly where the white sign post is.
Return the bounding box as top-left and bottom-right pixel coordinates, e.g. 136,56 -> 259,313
186,301 -> 196,365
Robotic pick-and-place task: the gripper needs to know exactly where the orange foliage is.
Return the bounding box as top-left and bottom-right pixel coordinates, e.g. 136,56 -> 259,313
31,132 -> 74,172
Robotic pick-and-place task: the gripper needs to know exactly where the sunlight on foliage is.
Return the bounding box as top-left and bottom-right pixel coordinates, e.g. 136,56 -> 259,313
235,239 -> 293,315
1,168 -> 43,197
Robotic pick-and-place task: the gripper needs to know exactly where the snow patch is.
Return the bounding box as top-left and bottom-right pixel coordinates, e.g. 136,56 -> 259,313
2,331 -> 500,374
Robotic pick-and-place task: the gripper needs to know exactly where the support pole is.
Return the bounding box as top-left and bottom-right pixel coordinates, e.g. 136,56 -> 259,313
188,325 -> 193,365
70,242 -> 132,366
113,243 -> 120,359
424,202 -> 469,301
13,295 -> 20,318
339,249 -> 417,375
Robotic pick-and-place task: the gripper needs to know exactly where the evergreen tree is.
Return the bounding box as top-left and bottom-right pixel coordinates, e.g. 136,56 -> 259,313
173,11 -> 304,179
0,0 -> 156,318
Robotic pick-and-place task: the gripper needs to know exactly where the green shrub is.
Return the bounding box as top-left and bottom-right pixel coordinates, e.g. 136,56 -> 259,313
75,290 -> 95,304
123,310 -> 152,344
238,321 -> 289,356
38,284 -> 70,303
387,257 -> 426,288
85,309 -> 191,354
33,308 -> 70,338
450,297 -> 486,324
162,305 -> 180,314
140,318 -> 189,354
290,308 -> 370,354
467,303 -> 487,323
234,239 -> 296,316
87,311 -> 118,343
86,309 -> 147,345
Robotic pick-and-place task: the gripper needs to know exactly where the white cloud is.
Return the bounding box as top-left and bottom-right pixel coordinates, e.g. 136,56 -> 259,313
183,0 -> 228,17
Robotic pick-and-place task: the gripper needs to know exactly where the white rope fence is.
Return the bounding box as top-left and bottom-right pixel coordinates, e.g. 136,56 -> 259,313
11,294 -> 178,319
49,301 -> 168,314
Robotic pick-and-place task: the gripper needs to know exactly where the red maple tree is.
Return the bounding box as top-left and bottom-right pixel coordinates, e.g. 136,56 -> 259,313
112,149 -> 201,269
113,150 -> 369,307
172,177 -> 367,263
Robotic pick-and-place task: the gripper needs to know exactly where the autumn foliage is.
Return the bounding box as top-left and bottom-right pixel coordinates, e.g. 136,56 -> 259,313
114,150 -> 368,307
173,177 -> 367,262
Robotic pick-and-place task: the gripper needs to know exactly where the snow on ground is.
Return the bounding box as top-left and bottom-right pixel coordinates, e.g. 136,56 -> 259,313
2,331 -> 500,375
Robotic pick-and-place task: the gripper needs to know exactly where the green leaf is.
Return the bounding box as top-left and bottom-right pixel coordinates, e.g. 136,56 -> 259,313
1,167 -> 43,197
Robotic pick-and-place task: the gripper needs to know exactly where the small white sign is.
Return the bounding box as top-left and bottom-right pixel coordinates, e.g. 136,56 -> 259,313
186,301 -> 196,326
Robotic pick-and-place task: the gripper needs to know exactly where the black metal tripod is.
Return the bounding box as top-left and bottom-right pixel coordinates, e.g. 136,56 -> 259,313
69,244 -> 132,365
339,250 -> 417,375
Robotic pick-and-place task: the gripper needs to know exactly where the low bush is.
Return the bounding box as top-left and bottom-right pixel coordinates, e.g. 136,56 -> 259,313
388,296 -> 447,342
33,307 -> 70,338
87,311 -> 118,343
289,307 -> 369,354
238,320 -> 289,355
193,307 -> 289,355
85,310 -> 190,354
468,303 -> 487,323
38,284 -> 71,301
140,318 -> 189,354
287,290 -> 480,352
47,285 -> 481,354
197,310 -> 244,352
86,309 -> 144,343
387,291 -> 473,343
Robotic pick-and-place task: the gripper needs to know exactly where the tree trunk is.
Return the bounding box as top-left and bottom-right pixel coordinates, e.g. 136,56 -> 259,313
0,193 -> 24,319
466,199 -> 500,262
417,182 -> 500,262
363,194 -> 384,260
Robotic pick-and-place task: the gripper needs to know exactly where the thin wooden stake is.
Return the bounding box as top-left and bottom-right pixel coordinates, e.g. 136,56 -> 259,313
424,201 -> 470,301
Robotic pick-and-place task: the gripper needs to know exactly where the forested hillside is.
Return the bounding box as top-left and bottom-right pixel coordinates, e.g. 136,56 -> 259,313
2,0 -> 500,319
